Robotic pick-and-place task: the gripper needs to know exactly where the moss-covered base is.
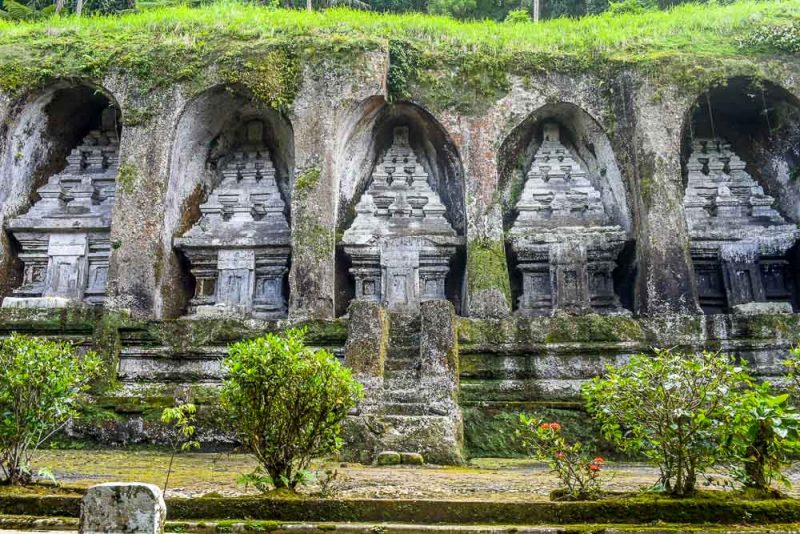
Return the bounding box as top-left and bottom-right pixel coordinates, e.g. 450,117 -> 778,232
4,492 -> 800,525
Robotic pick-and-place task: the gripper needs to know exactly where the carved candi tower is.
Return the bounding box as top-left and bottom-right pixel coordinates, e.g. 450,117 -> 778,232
509,123 -> 627,315
342,127 -> 463,311
174,120 -> 290,318
3,108 -> 119,308
684,138 -> 798,313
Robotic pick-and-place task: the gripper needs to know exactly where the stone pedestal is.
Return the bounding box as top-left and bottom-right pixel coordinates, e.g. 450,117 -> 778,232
684,138 -> 799,313
80,483 -> 166,534
175,120 -> 291,319
509,123 -> 629,316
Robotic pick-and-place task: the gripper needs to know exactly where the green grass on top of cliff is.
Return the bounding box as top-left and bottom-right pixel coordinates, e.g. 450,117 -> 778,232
0,0 -> 797,109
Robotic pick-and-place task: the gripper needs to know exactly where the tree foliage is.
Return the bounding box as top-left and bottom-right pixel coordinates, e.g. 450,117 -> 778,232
582,349 -> 748,496
221,328 -> 362,490
722,383 -> 800,492
0,334 -> 101,485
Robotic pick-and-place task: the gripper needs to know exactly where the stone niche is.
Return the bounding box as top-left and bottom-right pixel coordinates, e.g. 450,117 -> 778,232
174,119 -> 290,319
3,107 -> 120,309
509,123 -> 628,316
684,138 -> 799,314
342,126 -> 464,311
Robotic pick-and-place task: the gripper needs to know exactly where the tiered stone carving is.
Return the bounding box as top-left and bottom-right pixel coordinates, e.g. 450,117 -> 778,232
342,127 -> 463,311
174,120 -> 290,318
3,108 -> 119,308
684,138 -> 798,313
509,123 -> 627,315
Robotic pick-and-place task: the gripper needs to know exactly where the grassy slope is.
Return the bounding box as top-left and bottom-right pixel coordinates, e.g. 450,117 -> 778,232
0,0 -> 797,107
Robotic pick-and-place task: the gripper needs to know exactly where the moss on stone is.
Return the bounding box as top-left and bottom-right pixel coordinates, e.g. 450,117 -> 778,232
220,48 -> 300,112
116,162 -> 138,196
466,239 -> 511,308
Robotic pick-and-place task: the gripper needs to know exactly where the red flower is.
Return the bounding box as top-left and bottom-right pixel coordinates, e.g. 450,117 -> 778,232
550,422 -> 561,432
589,464 -> 601,472
592,457 -> 605,465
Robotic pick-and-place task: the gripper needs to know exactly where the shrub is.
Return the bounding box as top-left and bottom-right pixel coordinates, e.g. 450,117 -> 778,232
221,328 -> 362,490
783,347 -> 800,401
518,417 -> 604,500
0,333 -> 101,485
723,382 -> 800,492
161,402 -> 200,493
582,349 -> 748,496
504,8 -> 531,23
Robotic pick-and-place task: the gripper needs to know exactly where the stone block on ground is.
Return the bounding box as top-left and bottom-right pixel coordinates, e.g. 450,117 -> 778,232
375,451 -> 402,466
400,452 -> 424,465
80,482 -> 166,534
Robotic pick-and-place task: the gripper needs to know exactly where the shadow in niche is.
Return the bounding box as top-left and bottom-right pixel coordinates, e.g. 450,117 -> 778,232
497,103 -> 635,315
682,77 -> 800,313
165,84 -> 294,318
335,100 -> 466,317
36,85 -> 121,206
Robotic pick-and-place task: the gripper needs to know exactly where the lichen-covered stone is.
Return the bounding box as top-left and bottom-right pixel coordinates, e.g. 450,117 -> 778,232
400,452 -> 424,465
80,483 -> 166,534
375,451 -> 401,465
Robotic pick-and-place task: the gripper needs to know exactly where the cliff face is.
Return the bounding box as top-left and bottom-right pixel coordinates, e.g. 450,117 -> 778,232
0,3 -> 798,458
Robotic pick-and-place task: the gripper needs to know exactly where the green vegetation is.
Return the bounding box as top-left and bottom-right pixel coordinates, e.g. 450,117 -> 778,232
220,328 -> 362,490
583,349 -> 800,498
0,334 -> 101,485
0,0 -> 796,112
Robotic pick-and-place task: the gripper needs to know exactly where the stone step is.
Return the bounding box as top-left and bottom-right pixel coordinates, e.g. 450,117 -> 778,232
384,358 -> 419,372
382,388 -> 422,403
383,402 -> 436,416
383,369 -> 419,382
387,346 -> 419,358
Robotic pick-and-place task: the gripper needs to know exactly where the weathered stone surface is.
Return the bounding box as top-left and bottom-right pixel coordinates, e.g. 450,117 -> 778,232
80,482 -> 166,534
375,451 -> 401,465
400,452 -> 424,465
4,107 -> 119,309
509,123 -> 628,316
174,119 -> 290,319
342,127 -> 464,312
344,299 -> 388,411
684,138 -> 798,314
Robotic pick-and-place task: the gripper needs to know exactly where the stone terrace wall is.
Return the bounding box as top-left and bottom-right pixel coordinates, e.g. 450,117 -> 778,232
0,46 -> 799,458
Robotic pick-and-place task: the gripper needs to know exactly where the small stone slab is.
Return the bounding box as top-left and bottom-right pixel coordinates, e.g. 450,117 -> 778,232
375,451 -> 401,466
80,482 -> 166,534
400,452 -> 424,465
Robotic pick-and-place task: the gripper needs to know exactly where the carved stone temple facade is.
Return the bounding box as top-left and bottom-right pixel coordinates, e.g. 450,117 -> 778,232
342,126 -> 464,311
174,120 -> 290,319
3,108 -> 120,309
684,138 -> 799,314
509,123 -> 628,315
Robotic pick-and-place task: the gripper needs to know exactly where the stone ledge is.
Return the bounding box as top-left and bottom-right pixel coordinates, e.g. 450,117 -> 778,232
4,494 -> 800,525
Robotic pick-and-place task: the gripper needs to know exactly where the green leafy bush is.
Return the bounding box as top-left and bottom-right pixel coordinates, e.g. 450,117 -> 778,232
161,402 -> 200,493
518,418 -> 604,500
0,333 -> 101,485
221,328 -> 362,491
740,21 -> 800,54
504,8 -> 531,23
723,383 -> 800,492
583,349 -> 748,496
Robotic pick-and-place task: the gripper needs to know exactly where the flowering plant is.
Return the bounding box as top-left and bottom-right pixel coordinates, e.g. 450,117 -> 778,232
518,415 -> 604,500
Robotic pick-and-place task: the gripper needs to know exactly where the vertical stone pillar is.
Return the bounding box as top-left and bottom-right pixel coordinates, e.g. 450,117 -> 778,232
621,79 -> 699,314
80,483 -> 166,534
343,300 -> 388,412
419,299 -> 459,399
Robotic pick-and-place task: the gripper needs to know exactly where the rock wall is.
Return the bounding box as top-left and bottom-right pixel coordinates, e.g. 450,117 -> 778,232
0,45 -> 798,460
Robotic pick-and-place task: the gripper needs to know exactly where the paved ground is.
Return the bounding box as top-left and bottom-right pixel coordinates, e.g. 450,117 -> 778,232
16,449 -> 799,500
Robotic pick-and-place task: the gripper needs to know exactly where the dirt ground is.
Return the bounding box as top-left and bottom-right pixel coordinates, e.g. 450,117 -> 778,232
21,449 -> 800,501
